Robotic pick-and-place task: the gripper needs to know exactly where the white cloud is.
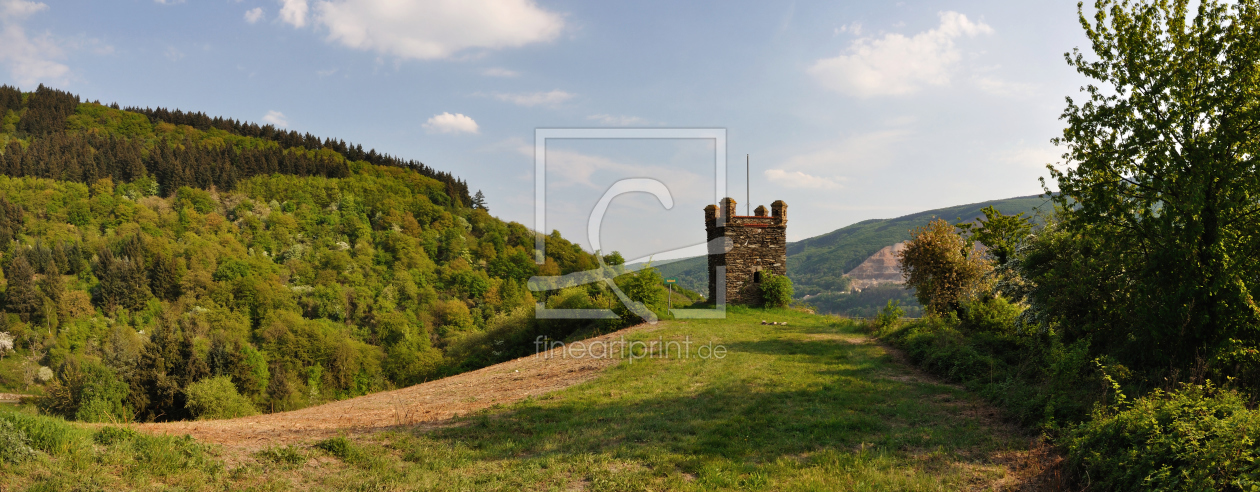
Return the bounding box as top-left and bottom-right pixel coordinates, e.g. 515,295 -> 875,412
2,0 -> 45,17
809,11 -> 992,97
164,46 -> 184,61
244,7 -> 264,23
0,0 -> 69,86
154,0 -> 185,4
307,0 -> 563,60
423,112 -> 479,135
778,129 -> 911,174
278,0 -> 308,28
492,90 -> 574,107
482,67 -> 519,77
587,114 -> 648,126
764,169 -> 843,190
262,110 -> 289,127
835,22 -> 862,36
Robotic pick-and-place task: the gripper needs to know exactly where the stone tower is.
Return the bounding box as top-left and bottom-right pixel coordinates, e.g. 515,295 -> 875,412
704,197 -> 788,305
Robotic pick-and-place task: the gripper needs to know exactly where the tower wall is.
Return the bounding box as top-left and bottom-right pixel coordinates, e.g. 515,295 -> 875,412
705,197 -> 788,305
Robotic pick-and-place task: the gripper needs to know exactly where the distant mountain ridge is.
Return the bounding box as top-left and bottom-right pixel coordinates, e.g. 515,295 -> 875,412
654,194 -> 1051,298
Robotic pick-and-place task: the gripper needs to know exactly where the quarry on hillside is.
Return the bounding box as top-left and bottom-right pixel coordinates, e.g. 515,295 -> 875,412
845,242 -> 907,290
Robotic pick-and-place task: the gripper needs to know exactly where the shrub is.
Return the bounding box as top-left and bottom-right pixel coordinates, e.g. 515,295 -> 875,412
36,359 -> 132,423
255,445 -> 307,468
760,272 -> 794,308
957,296 -> 1022,334
94,426 -> 140,446
316,436 -> 358,460
184,376 -> 258,420
0,418 -> 35,463
873,300 -> 904,332
1067,383 -> 1260,491
616,266 -> 666,310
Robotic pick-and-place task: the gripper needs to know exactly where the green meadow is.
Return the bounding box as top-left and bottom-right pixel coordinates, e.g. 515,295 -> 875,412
1,307 -> 1040,491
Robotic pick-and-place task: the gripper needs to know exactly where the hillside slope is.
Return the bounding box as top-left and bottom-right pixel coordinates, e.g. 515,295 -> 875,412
2,308 -> 1060,490
656,194 -> 1050,297
0,84 -> 669,426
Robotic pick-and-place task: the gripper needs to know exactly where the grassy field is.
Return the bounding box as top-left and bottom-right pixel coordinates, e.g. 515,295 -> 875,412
0,308 -> 1044,491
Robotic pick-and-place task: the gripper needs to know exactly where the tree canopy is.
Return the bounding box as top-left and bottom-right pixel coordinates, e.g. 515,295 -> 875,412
1048,0 -> 1260,375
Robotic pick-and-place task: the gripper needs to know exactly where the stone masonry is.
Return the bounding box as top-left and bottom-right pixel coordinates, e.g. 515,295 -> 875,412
705,197 -> 787,305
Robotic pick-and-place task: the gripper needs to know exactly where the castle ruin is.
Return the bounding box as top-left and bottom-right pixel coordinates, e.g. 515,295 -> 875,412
704,197 -> 787,305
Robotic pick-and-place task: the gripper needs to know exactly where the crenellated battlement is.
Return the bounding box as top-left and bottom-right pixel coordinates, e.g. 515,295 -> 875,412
705,197 -> 788,305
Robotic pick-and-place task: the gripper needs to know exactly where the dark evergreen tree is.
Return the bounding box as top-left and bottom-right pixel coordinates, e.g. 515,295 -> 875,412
472,190 -> 488,211
17,84 -> 79,136
93,249 -> 151,313
39,261 -> 63,305
5,255 -> 42,323
129,317 -> 182,421
0,84 -> 21,116
149,253 -> 182,302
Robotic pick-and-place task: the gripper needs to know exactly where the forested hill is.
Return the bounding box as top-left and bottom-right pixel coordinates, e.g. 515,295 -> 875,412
0,84 -> 470,206
0,84 -> 668,424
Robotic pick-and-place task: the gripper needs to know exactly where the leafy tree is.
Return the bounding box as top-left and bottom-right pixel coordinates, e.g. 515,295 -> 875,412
601,251 -> 625,266
956,205 -> 1032,266
1049,0 -> 1260,375
898,218 -> 992,316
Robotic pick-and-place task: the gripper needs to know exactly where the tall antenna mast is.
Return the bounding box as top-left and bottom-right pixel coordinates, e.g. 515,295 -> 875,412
746,154 -> 750,215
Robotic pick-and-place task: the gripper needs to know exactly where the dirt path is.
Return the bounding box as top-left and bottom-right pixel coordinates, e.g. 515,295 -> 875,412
134,325 -> 649,453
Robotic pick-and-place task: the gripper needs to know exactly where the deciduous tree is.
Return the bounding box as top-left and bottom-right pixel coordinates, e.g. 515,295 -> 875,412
1050,0 -> 1260,374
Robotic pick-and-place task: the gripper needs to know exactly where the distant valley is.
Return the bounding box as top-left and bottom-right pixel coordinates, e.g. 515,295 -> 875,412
655,194 -> 1050,315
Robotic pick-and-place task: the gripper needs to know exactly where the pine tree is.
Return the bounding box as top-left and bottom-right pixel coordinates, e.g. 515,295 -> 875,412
94,249 -> 152,313
5,255 -> 43,323
39,261 -> 63,305
472,190 -> 488,211
149,253 -> 182,301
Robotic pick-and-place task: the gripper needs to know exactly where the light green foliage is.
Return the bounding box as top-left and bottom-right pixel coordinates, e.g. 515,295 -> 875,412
759,271 -> 794,308
184,375 -> 258,420
874,300 -> 904,331
0,130 -> 619,420
614,266 -> 667,314
957,296 -> 1022,335
956,205 -> 1032,266
1067,384 -> 1260,491
1051,0 -> 1260,379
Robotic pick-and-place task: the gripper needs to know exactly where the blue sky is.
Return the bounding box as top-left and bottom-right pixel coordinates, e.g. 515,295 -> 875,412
0,0 -> 1089,262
